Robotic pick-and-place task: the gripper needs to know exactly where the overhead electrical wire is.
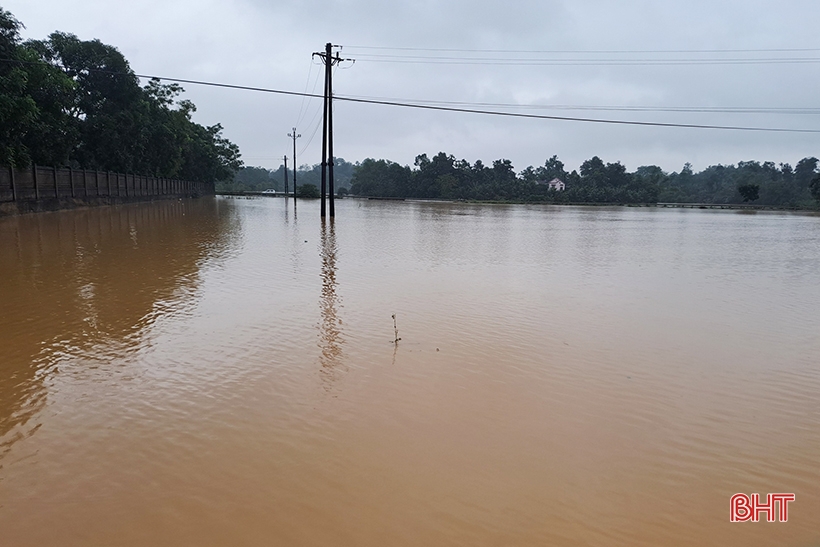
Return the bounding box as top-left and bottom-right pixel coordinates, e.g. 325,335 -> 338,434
2,58 -> 818,133
298,64 -> 341,157
349,55 -> 820,66
121,71 -> 820,134
331,93 -> 820,115
346,45 -> 820,66
345,45 -> 820,54
293,59 -> 315,128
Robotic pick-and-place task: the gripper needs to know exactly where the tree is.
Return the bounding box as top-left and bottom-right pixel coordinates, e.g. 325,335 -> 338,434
296,183 -> 319,198
737,183 -> 760,203
794,157 -> 818,187
542,155 -> 567,181
1,9 -> 75,166
0,8 -> 242,181
579,156 -> 607,187
810,174 -> 820,204
0,8 -> 38,166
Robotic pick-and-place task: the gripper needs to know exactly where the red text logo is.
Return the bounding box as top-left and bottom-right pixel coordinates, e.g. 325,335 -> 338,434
730,493 -> 795,522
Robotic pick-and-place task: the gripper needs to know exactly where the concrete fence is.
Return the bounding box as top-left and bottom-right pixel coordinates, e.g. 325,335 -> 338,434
0,164 -> 215,215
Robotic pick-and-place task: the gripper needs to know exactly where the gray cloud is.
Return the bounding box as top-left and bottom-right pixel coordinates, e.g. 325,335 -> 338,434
7,0 -> 820,173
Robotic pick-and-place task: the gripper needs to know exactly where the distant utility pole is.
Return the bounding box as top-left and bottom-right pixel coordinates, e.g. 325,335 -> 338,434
288,128 -> 301,196
313,43 -> 349,218
283,155 -> 289,196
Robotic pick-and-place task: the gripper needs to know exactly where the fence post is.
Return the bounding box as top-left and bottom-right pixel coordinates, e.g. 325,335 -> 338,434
106,171 -> 111,196
9,165 -> 16,202
95,170 -> 100,196
53,165 -> 58,198
69,166 -> 75,198
33,163 -> 39,200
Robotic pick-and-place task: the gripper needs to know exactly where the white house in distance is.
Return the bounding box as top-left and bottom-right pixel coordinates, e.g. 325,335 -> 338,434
536,177 -> 566,191
548,178 -> 565,191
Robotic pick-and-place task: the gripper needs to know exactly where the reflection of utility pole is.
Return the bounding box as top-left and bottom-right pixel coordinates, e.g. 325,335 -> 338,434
288,128 -> 301,196
283,155 -> 289,196
313,43 -> 349,218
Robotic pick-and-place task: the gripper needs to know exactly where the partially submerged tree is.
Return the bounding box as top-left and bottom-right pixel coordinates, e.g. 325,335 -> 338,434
0,9 -> 242,181
737,183 -> 760,203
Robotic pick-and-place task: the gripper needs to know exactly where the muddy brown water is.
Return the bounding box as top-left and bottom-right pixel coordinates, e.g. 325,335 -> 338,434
1,197 -> 818,546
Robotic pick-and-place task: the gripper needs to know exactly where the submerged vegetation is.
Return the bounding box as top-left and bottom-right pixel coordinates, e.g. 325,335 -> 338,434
347,153 -> 820,207
0,8 -> 241,182
220,160 -> 356,194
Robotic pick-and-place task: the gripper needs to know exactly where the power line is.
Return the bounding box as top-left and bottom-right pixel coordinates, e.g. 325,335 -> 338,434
351,54 -> 820,66
298,64 -> 341,157
329,95 -> 820,133
120,72 -> 820,133
294,60 -> 315,128
333,93 -> 820,115
345,45 -> 820,54
298,100 -> 325,156
2,59 -> 818,133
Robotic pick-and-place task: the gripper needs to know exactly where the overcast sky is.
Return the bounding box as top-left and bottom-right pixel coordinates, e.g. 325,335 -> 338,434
6,0 -> 820,173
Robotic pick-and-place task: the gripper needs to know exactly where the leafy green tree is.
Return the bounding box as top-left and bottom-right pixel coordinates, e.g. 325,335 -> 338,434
737,183 -> 760,202
579,156 -> 607,187
0,8 -> 37,166
541,155 -> 567,181
810,174 -> 820,204
1,9 -> 74,166
794,157 -> 818,187
0,9 -> 242,181
296,183 -> 319,198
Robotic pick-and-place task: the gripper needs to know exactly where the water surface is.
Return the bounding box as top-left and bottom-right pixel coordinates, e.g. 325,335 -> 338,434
1,197 -> 818,546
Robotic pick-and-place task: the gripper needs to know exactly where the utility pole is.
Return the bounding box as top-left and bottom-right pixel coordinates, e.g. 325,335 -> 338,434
288,128 -> 301,196
320,45 -> 329,217
328,55 -> 335,217
313,43 -> 348,218
283,155 -> 289,196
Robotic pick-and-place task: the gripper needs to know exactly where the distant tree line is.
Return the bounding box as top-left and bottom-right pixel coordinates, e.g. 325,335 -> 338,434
0,8 -> 241,182
219,159 -> 355,194
347,152 -> 820,207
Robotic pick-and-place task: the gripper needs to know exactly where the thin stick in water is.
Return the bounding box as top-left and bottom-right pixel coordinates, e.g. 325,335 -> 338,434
392,314 -> 401,344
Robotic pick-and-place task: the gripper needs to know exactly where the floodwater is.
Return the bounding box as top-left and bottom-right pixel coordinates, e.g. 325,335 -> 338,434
1,197 -> 818,547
